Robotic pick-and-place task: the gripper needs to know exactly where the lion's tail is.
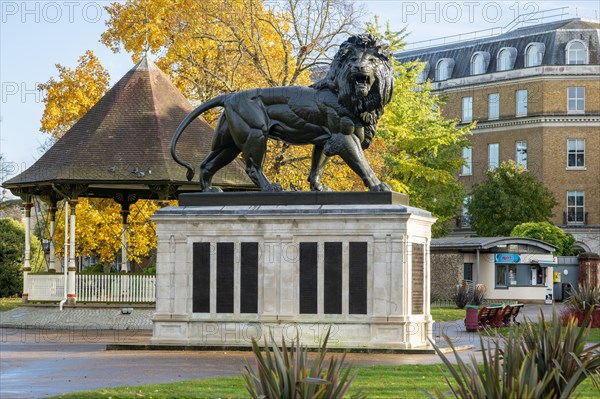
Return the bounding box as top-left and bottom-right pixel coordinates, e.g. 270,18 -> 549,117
171,95 -> 228,181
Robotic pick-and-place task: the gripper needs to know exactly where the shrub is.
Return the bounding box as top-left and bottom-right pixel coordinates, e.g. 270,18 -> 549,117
244,328 -> 366,399
0,218 -> 45,297
510,221 -> 576,256
453,280 -> 486,309
561,285 -> 600,327
428,309 -> 600,398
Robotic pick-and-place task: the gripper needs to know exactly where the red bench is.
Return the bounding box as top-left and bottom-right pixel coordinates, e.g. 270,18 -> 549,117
500,304 -> 524,327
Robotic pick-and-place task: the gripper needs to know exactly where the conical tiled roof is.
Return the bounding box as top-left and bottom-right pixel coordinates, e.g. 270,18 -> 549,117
4,57 -> 251,196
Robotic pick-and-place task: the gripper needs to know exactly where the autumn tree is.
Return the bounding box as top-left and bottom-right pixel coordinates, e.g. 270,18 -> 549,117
467,161 -> 558,237
102,0 -> 362,106
51,198 -> 160,265
38,50 -> 110,139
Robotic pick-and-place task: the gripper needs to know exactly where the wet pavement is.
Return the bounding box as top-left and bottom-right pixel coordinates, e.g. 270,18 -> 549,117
0,304 -> 563,399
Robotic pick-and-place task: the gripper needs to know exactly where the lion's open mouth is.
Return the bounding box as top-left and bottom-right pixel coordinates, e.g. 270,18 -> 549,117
354,74 -> 372,96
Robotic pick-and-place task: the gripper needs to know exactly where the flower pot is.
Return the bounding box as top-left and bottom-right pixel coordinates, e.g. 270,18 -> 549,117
465,305 -> 479,332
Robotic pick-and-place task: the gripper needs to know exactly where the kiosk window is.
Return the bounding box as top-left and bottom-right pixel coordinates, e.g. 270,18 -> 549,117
496,263 -> 546,287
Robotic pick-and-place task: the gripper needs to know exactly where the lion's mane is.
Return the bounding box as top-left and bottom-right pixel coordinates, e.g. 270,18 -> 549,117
311,34 -> 394,148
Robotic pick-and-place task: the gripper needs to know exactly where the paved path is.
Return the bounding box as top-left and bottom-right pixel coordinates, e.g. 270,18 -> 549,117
0,304 -> 565,399
0,306 -> 154,330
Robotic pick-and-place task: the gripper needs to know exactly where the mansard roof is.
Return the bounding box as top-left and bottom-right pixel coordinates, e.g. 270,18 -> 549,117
397,18 -> 600,79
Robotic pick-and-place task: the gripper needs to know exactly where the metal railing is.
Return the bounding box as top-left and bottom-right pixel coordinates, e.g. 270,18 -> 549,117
25,273 -> 156,303
402,7 -> 570,52
76,274 -> 156,303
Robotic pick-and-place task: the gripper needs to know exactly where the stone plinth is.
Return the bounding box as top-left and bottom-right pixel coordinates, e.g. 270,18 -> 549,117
151,192 -> 435,349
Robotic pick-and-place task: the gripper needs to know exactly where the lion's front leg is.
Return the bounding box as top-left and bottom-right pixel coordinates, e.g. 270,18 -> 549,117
331,133 -> 391,192
308,145 -> 331,191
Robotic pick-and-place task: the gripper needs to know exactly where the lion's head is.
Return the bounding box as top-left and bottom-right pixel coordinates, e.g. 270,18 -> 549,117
312,34 -> 394,147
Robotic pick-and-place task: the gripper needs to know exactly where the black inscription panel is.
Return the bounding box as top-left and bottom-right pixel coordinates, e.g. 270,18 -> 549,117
217,242 -> 234,313
349,242 -> 368,314
324,242 -> 342,314
299,242 -> 318,314
412,243 -> 424,314
240,242 -> 258,313
192,242 -> 211,313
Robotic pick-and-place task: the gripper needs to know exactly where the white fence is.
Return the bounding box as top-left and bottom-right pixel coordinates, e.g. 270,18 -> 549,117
77,274 -> 156,303
26,274 -> 156,303
27,274 -> 65,301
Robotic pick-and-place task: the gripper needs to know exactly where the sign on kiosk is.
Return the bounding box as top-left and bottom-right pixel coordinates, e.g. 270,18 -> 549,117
495,253 -> 521,263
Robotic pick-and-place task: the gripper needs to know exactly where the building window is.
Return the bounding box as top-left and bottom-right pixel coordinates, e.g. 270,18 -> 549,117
566,40 -> 588,65
461,196 -> 472,228
525,43 -> 544,67
461,147 -> 472,176
496,264 -> 509,287
568,87 -> 585,113
464,263 -> 473,281
497,49 -> 513,71
567,139 -> 585,168
471,53 -> 486,75
516,90 -> 528,116
488,93 -> 499,120
496,263 -> 545,287
436,59 -> 451,81
516,141 -> 527,169
462,97 -> 473,122
488,143 -> 499,170
567,191 -> 585,224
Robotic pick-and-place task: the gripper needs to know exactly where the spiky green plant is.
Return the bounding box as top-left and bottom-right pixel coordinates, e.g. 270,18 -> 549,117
428,308 -> 600,399
243,328 -> 366,399
564,285 -> 600,312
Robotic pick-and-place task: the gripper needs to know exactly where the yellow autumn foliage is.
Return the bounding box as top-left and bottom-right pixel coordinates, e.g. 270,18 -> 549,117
52,198 -> 162,265
38,50 -> 110,138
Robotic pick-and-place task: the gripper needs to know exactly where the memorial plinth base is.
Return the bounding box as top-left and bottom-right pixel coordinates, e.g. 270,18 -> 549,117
151,192 -> 435,350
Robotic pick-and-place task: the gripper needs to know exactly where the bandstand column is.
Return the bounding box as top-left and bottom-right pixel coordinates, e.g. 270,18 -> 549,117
22,201 -> 33,303
48,206 -> 57,272
67,199 -> 78,305
120,206 -> 130,272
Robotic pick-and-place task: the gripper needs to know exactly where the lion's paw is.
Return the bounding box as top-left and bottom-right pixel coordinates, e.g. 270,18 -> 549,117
369,183 -> 392,192
310,182 -> 332,192
264,183 -> 283,192
203,186 -> 223,193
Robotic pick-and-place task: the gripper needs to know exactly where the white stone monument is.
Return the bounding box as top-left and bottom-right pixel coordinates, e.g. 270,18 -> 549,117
151,192 -> 435,350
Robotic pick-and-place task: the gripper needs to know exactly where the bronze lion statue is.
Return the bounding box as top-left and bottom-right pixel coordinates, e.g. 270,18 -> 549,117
171,33 -> 394,192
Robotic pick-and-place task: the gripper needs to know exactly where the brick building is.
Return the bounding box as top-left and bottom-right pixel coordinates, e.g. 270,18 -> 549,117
396,17 -> 600,254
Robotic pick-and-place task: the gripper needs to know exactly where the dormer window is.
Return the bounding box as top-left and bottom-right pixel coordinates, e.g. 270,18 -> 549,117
525,43 -> 545,67
566,40 -> 588,64
497,47 -> 517,71
436,58 -> 454,81
471,52 -> 490,75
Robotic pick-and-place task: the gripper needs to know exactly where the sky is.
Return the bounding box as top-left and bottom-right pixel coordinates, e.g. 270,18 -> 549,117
1,0 -> 599,190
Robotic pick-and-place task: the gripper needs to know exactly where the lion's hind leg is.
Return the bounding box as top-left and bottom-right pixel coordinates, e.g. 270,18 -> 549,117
240,128 -> 282,192
226,102 -> 282,192
199,116 -> 241,192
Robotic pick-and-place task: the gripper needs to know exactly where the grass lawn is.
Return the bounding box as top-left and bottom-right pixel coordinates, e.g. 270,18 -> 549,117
430,306 -> 465,322
47,364 -> 599,399
0,297 -> 22,311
